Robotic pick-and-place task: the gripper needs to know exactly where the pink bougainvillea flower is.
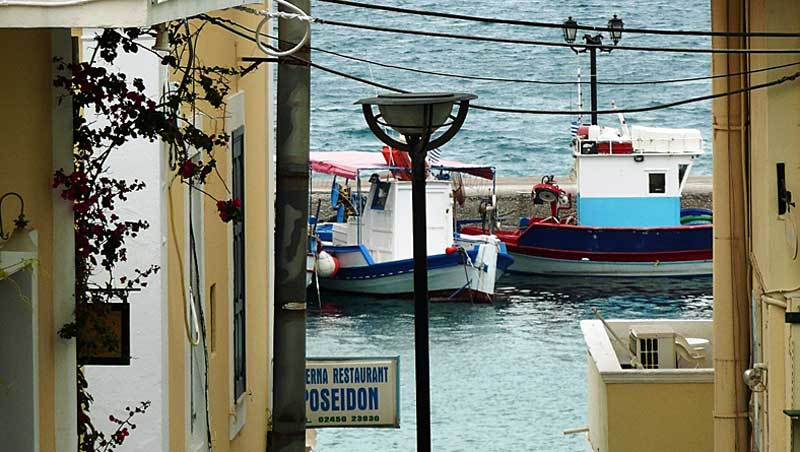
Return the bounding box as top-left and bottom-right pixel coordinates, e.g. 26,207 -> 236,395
216,198 -> 243,223
178,160 -> 198,179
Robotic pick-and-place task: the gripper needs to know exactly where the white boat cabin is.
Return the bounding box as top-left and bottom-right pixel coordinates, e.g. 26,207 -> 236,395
573,124 -> 703,228
329,178 -> 455,263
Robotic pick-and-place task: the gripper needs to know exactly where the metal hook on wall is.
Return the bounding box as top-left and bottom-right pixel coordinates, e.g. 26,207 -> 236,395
0,192 -> 28,240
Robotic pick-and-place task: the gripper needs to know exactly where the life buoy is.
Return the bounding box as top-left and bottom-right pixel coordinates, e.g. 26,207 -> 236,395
316,251 -> 340,277
680,214 -> 713,224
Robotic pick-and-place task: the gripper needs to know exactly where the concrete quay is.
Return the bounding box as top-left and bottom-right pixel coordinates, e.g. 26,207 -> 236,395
310,175 -> 713,225
484,175 -> 712,225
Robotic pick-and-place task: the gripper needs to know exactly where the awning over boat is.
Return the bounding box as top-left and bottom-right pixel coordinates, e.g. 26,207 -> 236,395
310,150 -> 494,180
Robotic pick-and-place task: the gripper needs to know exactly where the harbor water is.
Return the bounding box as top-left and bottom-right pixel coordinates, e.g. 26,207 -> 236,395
307,0 -> 715,450
310,0 -> 713,177
307,275 -> 712,451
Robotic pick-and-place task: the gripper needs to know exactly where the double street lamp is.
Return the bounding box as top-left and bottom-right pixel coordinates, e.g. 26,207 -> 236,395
356,92 -> 477,452
562,14 -> 624,125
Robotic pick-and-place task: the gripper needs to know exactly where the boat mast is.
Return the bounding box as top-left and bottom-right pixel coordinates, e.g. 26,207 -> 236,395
576,54 -> 583,123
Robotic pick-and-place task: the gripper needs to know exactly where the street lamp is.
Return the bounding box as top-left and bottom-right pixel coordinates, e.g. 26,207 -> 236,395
608,14 -> 624,45
562,16 -> 578,44
562,15 -> 624,125
356,92 -> 476,452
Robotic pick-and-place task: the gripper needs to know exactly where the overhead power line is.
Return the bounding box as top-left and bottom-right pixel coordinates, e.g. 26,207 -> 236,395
312,43 -> 800,86
313,18 -> 800,55
203,15 -> 404,93
204,16 -> 800,116
317,0 -> 800,39
472,70 -> 800,115
216,13 -> 800,86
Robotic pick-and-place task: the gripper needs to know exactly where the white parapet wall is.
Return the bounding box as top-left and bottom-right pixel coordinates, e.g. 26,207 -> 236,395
581,319 -> 714,452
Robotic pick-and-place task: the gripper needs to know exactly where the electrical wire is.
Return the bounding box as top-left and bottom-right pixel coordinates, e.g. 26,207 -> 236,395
167,179 -> 202,346
204,15 -> 405,91
312,45 -> 800,86
213,13 -> 800,86
188,183 -> 214,452
205,16 -> 800,115
471,70 -> 800,115
316,0 -> 800,39
312,17 -> 800,55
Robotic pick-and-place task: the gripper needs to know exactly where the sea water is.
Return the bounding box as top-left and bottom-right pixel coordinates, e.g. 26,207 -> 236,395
307,1 -> 714,449
307,275 -> 712,451
310,0 -> 713,177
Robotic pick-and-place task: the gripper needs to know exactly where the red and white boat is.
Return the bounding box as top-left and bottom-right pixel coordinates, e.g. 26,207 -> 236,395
462,123 -> 712,277
309,150 -> 514,301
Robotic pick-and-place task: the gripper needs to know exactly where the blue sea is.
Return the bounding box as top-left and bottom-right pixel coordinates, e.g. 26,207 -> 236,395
307,2 -> 713,451
308,276 -> 713,452
309,0 -> 713,177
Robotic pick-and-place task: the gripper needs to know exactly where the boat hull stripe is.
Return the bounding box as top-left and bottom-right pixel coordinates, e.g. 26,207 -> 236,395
513,223 -> 712,253
507,245 -> 711,262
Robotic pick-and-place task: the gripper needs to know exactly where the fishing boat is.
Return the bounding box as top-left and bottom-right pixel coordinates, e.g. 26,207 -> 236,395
462,123 -> 712,277
309,149 -> 514,301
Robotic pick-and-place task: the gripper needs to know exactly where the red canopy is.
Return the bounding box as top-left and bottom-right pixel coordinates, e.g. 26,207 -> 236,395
309,150 -> 494,180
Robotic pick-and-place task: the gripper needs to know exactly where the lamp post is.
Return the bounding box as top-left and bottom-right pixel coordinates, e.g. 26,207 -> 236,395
562,15 -> 624,125
356,92 -> 476,452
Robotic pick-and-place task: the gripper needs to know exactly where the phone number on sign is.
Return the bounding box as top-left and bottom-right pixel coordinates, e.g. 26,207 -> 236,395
311,415 -> 381,424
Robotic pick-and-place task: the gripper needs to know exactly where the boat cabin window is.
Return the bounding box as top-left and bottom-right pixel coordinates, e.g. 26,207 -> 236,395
649,173 -> 666,194
371,181 -> 391,210
678,164 -> 689,188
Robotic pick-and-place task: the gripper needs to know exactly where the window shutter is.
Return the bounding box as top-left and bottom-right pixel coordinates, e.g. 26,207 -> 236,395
232,127 -> 247,401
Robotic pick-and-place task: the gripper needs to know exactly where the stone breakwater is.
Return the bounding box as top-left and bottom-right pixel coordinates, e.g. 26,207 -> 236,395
310,176 -> 713,226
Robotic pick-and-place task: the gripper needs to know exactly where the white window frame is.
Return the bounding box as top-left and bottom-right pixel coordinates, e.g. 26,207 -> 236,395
226,91 -> 247,439
184,140 -> 208,452
645,168 -> 671,197
677,161 -> 694,194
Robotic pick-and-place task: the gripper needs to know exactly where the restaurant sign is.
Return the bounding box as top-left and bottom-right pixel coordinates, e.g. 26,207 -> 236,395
305,357 -> 400,428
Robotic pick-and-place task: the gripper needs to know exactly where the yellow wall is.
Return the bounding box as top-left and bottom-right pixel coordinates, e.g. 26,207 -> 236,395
750,16 -> 800,444
747,0 -> 800,291
587,360 -> 713,452
748,29 -> 800,452
0,28 -> 58,451
587,357 -> 609,452
729,0 -> 800,450
167,9 -> 272,452
606,382 -> 714,452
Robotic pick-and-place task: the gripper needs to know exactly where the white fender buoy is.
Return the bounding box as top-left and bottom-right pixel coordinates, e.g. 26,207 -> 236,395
316,251 -> 340,277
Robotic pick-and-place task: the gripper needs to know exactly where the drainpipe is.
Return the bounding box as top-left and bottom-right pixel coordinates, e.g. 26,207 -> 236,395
270,1 -> 310,451
711,0 -> 751,451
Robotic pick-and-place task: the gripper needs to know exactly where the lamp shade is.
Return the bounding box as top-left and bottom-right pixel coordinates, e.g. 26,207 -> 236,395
357,92 -> 477,136
608,14 -> 624,44
153,23 -> 171,52
563,16 -> 578,44
1,225 -> 35,253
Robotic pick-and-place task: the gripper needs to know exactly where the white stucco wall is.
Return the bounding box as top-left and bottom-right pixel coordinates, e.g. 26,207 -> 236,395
82,32 -> 168,452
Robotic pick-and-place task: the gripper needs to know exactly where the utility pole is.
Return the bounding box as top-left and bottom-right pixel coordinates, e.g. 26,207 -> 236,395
562,16 -> 623,126
566,32 -> 604,126
270,0 -> 310,451
586,35 -> 600,125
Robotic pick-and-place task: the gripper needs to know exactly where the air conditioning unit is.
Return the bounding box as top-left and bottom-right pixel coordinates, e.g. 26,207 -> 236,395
629,325 -> 676,369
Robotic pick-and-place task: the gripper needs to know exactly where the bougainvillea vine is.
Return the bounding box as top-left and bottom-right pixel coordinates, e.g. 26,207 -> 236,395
52,20 -> 246,451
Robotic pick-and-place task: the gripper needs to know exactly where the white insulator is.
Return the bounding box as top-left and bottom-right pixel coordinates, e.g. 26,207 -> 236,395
316,251 -> 340,277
